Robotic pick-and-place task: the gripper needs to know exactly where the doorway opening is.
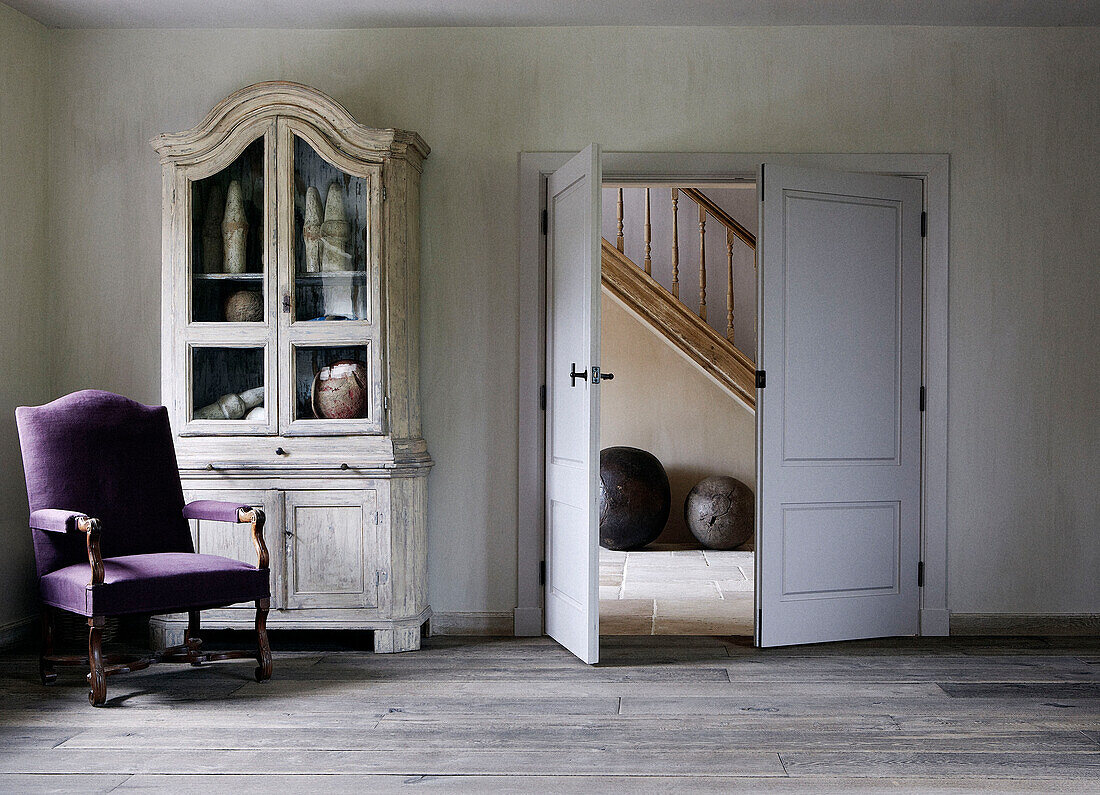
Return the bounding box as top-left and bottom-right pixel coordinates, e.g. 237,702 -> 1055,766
517,151 -> 950,661
597,182 -> 758,637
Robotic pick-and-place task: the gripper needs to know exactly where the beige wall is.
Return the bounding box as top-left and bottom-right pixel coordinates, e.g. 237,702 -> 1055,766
0,24 -> 1093,623
600,293 -> 754,545
0,5 -> 50,633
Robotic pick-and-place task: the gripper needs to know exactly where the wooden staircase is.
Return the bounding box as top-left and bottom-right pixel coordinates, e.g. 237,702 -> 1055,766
601,187 -> 757,409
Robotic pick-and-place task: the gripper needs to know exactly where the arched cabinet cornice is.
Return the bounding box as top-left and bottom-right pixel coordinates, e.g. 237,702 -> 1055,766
151,82 -> 432,654
151,81 -> 430,170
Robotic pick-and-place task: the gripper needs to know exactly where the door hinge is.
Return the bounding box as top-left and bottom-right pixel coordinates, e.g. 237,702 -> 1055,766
539,560 -> 546,585
920,211 -> 927,238
758,164 -> 764,202
757,608 -> 762,636
539,384 -> 546,411
755,370 -> 766,389
919,386 -> 926,412
374,511 -> 383,525
377,570 -> 388,585
917,561 -> 925,588
541,209 -> 548,236
383,395 -> 390,412
381,185 -> 387,202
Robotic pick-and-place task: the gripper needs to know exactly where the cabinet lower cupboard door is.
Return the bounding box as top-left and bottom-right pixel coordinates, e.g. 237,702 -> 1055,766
286,490 -> 381,609
183,488 -> 284,609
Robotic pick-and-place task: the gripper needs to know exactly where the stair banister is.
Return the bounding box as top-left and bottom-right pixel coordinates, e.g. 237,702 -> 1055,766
726,229 -> 735,343
698,205 -> 707,321
616,188 -> 625,252
670,188 -> 680,298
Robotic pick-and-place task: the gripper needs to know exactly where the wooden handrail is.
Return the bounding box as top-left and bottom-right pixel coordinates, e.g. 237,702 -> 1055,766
679,187 -> 755,250
601,239 -> 755,409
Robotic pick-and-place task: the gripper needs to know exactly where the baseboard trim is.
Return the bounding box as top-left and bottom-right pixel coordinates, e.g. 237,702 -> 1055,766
0,615 -> 36,649
951,613 -> 1100,637
429,611 -> 514,637
513,606 -> 542,637
430,612 -> 514,636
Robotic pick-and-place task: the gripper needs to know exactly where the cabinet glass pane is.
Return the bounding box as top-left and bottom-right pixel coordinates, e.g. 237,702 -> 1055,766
293,136 -> 370,322
190,138 -> 265,322
191,347 -> 266,421
294,345 -> 371,421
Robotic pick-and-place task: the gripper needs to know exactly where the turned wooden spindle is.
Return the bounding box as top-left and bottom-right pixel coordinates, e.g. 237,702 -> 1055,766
698,204 -> 707,321
726,228 -> 735,343
616,188 -> 625,252
643,188 -> 652,275
670,189 -> 680,298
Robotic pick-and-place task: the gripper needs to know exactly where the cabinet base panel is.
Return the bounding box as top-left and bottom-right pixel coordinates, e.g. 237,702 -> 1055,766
149,607 -> 431,654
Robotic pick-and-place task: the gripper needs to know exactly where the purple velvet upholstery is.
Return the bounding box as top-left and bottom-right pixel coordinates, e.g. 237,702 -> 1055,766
29,509 -> 89,534
39,553 -> 269,617
15,390 -> 268,618
17,390 -> 194,577
183,500 -> 250,523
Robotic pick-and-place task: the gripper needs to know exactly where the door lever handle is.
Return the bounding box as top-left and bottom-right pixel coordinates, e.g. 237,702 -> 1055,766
569,363 -> 587,387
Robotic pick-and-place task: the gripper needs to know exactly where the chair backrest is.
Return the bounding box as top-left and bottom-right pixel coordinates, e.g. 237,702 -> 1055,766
16,390 -> 194,577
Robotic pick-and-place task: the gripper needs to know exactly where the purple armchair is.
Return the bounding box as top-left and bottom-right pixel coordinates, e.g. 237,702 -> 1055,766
16,390 -> 272,706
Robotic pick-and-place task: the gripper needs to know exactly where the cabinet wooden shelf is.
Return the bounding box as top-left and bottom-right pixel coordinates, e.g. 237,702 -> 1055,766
192,273 -> 264,281
151,82 -> 431,653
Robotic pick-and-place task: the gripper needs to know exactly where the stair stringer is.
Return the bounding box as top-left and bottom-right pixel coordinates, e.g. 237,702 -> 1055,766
601,239 -> 756,412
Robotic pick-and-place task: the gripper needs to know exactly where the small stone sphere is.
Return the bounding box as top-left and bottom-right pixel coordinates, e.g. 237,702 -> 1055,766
599,446 -> 671,551
224,290 -> 264,322
684,475 -> 754,550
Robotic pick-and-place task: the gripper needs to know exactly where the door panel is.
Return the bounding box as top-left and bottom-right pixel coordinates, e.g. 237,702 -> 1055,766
285,490 -> 380,609
183,488 -> 284,609
544,145 -> 602,664
757,164 -> 922,647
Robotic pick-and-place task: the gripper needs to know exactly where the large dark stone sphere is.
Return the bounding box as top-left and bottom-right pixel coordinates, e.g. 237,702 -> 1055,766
684,475 -> 754,550
599,446 -> 671,550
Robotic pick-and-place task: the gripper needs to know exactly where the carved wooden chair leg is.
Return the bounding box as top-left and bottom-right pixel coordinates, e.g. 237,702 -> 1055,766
254,598 -> 272,683
87,616 -> 107,707
185,610 -> 203,666
39,607 -> 57,685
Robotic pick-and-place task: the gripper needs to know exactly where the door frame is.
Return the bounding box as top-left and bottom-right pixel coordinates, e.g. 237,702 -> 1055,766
516,152 -> 950,639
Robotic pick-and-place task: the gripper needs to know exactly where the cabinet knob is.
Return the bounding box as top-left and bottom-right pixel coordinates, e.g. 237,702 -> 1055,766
340,463 -> 349,470
275,447 -> 288,456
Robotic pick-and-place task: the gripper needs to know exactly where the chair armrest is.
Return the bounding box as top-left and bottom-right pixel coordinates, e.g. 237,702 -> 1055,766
29,508 -> 90,534
182,501 -> 268,571
182,500 -> 252,523
29,509 -> 103,585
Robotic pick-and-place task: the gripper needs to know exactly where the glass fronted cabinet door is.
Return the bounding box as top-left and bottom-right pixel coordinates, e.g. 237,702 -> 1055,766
180,123 -> 278,435
276,119 -> 384,435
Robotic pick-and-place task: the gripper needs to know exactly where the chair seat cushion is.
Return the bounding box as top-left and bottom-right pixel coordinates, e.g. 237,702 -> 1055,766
40,552 -> 269,617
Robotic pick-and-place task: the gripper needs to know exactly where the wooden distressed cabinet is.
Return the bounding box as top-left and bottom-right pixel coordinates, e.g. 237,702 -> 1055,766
150,82 -> 431,652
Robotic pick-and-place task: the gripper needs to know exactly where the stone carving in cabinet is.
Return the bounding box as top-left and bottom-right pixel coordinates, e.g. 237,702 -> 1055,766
320,182 -> 351,271
193,386 -> 264,420
222,179 -> 248,274
302,186 -> 323,273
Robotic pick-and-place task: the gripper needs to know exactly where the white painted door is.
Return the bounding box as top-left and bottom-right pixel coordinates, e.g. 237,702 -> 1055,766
756,164 -> 923,647
545,145 -> 602,664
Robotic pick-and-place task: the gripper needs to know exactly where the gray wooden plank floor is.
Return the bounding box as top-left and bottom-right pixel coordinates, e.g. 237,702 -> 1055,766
0,634 -> 1097,793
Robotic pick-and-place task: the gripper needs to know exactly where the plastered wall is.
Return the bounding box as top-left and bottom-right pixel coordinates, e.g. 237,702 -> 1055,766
0,23 -> 1093,624
0,5 -> 50,633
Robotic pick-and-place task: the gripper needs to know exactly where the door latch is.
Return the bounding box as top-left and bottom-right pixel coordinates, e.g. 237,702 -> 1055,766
282,294 -> 291,313
592,366 -> 615,384
569,363 -> 587,387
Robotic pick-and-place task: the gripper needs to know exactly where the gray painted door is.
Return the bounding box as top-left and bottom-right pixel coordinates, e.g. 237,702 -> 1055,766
545,145 -> 602,664
756,164 -> 923,647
